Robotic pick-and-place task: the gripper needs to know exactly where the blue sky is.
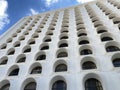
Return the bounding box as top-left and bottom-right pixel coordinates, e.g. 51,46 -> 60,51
0,0 -> 94,35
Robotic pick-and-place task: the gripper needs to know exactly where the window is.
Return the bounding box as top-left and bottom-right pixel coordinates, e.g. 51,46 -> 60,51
44,39 -> 51,42
80,49 -> 92,55
14,41 -> 20,47
36,54 -> 46,60
0,83 -> 10,90
17,57 -> 26,63
78,33 -> 87,37
23,48 -> 31,53
106,46 -> 120,52
97,30 -> 107,34
31,66 -> 42,74
79,40 -> 89,45
0,59 -> 8,65
52,80 -> 66,90
55,64 -> 67,72
7,49 -> 15,55
60,36 -> 68,40
24,82 -> 36,90
9,68 -> 19,76
59,43 -> 68,48
85,78 -> 103,90
113,58 -> 120,67
82,61 -> 96,70
40,46 -> 49,50
0,44 -> 7,49
57,52 -> 68,58
29,41 -> 35,45
101,37 -> 113,42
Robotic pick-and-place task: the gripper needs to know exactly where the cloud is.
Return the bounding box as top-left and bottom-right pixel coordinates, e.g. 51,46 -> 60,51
28,8 -> 39,15
45,0 -> 58,6
0,0 -> 10,30
76,0 -> 94,3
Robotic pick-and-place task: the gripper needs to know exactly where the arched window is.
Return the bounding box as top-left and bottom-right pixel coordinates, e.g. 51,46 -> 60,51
40,45 -> 49,50
57,52 -> 68,58
36,54 -> 46,60
78,33 -> 87,37
52,80 -> 66,90
113,58 -> 120,67
30,66 -> 42,74
79,40 -> 89,45
29,41 -> 35,45
60,36 -> 68,40
14,42 -> 20,47
106,46 -> 120,52
0,44 -> 7,49
0,83 -> 10,90
97,30 -> 107,34
0,59 -> 8,65
80,49 -> 92,55
17,57 -> 26,63
7,49 -> 15,55
82,61 -> 96,70
44,38 -> 51,42
9,68 -> 19,76
101,37 -> 113,42
23,48 -> 31,53
55,64 -> 67,72
59,43 -> 68,48
24,82 -> 36,90
85,78 -> 103,90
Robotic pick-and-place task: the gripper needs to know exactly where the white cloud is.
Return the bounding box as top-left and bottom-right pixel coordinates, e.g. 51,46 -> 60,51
76,0 -> 94,3
0,0 -> 10,30
45,0 -> 58,6
29,8 -> 39,15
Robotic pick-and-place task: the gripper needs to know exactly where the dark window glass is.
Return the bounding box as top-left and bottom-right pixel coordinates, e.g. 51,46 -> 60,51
57,52 -> 68,58
31,66 -> 42,74
59,43 -> 68,48
9,68 -> 19,76
24,48 -> 31,53
97,30 -> 107,34
52,80 -> 66,90
44,39 -> 51,42
101,37 -> 113,42
29,41 -> 35,45
14,43 -> 20,47
79,40 -> 89,45
8,50 -> 15,55
40,46 -> 49,50
106,46 -> 120,52
82,61 -> 96,70
0,59 -> 8,65
1,45 -> 7,49
78,33 -> 87,37
60,36 -> 68,40
55,64 -> 67,72
113,58 -> 120,67
0,84 -> 10,90
17,57 -> 26,63
85,78 -> 103,90
36,54 -> 46,60
80,49 -> 92,55
24,82 -> 36,90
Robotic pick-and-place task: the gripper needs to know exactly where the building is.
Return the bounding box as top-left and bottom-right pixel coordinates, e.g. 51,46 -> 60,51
0,0 -> 120,90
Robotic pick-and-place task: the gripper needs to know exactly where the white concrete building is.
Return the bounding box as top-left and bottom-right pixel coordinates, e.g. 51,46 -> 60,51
0,0 -> 120,90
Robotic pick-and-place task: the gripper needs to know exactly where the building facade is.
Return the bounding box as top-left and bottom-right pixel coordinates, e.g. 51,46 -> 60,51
0,0 -> 120,90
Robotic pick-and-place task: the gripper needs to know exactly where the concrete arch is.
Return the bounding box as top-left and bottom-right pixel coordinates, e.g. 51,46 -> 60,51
20,77 -> 36,90
49,75 -> 67,90
53,59 -> 67,72
28,62 -> 42,74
